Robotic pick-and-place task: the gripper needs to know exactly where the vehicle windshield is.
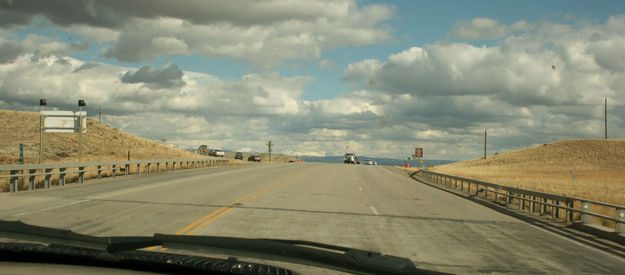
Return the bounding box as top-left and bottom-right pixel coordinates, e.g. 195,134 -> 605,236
1,1 -> 625,274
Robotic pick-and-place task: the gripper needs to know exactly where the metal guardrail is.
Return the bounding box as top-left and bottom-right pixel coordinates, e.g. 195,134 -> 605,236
0,158 -> 230,193
418,170 -> 625,234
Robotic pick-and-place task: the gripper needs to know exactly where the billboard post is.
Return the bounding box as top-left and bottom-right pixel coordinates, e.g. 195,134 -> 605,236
40,109 -> 87,162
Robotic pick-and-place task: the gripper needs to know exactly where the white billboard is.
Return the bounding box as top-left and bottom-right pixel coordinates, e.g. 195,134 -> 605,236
41,110 -> 87,133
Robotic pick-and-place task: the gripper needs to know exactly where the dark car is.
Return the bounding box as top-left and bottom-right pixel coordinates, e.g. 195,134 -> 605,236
235,152 -> 243,160
247,155 -> 261,162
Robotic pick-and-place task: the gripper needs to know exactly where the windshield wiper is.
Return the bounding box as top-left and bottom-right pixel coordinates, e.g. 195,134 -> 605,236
0,220 -> 448,275
0,220 -> 155,252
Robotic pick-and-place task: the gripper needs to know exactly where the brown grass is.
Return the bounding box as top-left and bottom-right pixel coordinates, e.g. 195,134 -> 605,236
431,139 -> 625,226
0,110 -> 298,191
0,110 -> 205,164
0,110 -> 226,191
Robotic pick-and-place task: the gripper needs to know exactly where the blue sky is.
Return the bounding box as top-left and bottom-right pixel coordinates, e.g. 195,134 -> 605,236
1,0 -> 625,160
16,0 -> 625,102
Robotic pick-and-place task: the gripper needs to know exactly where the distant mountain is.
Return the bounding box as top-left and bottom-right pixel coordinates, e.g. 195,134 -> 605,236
296,155 -> 455,167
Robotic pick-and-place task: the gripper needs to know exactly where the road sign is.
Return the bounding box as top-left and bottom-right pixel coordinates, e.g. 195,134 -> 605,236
415,148 -> 423,158
41,111 -> 86,133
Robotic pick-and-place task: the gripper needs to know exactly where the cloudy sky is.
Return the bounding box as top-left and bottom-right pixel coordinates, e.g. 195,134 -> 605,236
1,0 -> 624,160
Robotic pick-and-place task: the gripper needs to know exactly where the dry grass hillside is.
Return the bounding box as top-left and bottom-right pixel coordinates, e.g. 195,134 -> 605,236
432,139 -> 625,205
0,110 -> 203,164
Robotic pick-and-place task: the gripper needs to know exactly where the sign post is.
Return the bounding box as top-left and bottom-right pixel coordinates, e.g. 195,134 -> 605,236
415,148 -> 423,169
40,110 -> 87,161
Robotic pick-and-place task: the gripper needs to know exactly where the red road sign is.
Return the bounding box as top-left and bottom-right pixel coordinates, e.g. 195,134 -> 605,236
415,148 -> 423,158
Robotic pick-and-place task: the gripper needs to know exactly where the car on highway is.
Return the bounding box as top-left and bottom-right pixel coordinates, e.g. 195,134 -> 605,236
208,148 -> 225,157
364,159 -> 373,165
372,160 -> 378,165
234,152 -> 243,160
247,155 -> 261,162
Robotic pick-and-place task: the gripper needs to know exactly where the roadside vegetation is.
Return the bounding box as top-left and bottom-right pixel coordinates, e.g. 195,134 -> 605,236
429,139 -> 625,227
430,139 -> 625,206
0,110 -> 202,165
0,110 -> 293,192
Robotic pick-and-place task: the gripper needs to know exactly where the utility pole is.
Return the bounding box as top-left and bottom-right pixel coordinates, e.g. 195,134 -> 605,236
267,140 -> 273,162
99,105 -> 102,124
604,98 -> 607,139
484,129 -> 487,159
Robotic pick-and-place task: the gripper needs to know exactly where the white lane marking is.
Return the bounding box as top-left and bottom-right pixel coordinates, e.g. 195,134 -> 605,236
369,205 -> 379,215
358,186 -> 363,191
12,199 -> 90,217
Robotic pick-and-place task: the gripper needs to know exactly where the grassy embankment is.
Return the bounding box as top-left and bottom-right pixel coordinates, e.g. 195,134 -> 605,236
0,110 -> 227,190
428,139 -> 625,226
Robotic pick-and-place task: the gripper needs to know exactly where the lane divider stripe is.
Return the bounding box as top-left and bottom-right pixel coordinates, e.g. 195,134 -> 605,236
174,166 -> 316,236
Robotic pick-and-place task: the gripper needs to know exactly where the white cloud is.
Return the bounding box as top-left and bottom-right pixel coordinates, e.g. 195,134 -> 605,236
342,16 -> 625,159
2,15 -> 625,161
317,58 -> 337,70
451,17 -> 532,40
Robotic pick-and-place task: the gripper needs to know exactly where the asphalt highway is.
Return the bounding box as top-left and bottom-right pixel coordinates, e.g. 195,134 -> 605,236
0,162 -> 623,274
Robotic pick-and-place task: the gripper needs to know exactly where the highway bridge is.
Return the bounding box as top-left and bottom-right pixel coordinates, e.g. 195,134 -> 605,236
1,163 -> 624,273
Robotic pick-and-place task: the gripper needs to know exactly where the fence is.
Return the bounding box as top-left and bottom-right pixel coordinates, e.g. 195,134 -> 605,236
0,158 -> 229,193
418,170 -> 625,234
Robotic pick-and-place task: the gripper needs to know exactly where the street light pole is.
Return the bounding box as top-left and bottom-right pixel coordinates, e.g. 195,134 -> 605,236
39,99 -> 47,164
78,100 -> 86,162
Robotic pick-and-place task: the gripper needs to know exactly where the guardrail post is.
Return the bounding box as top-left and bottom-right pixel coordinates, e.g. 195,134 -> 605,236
467,182 -> 471,194
566,201 -> 573,223
540,198 -> 546,216
59,168 -> 66,186
156,162 -> 160,173
179,161 -> 183,169
169,162 -> 173,171
125,164 -> 129,176
552,200 -> 557,220
112,165 -> 116,179
45,168 -> 52,188
616,209 -> 625,233
97,165 -> 102,180
520,194 -> 525,210
147,163 -> 151,175
78,167 -> 84,183
553,201 -> 560,219
505,191 -> 511,204
9,170 -> 18,192
581,202 -> 593,224
530,196 -> 535,213
136,164 -> 140,176
29,169 -> 36,190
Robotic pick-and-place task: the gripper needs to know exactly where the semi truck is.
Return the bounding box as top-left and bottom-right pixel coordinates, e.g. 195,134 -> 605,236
344,153 -> 359,164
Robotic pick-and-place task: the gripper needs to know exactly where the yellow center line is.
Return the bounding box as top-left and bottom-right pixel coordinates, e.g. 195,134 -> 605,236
148,165 -> 318,251
176,167 -> 314,235
184,207 -> 236,235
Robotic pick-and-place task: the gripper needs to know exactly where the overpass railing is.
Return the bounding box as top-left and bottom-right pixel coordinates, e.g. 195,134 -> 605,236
0,158 -> 229,193
418,170 -> 625,234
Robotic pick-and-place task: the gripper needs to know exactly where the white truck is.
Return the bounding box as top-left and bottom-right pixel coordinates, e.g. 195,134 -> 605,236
344,153 -> 359,164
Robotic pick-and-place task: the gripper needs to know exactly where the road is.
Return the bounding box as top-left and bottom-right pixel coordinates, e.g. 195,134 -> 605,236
0,162 -> 624,274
